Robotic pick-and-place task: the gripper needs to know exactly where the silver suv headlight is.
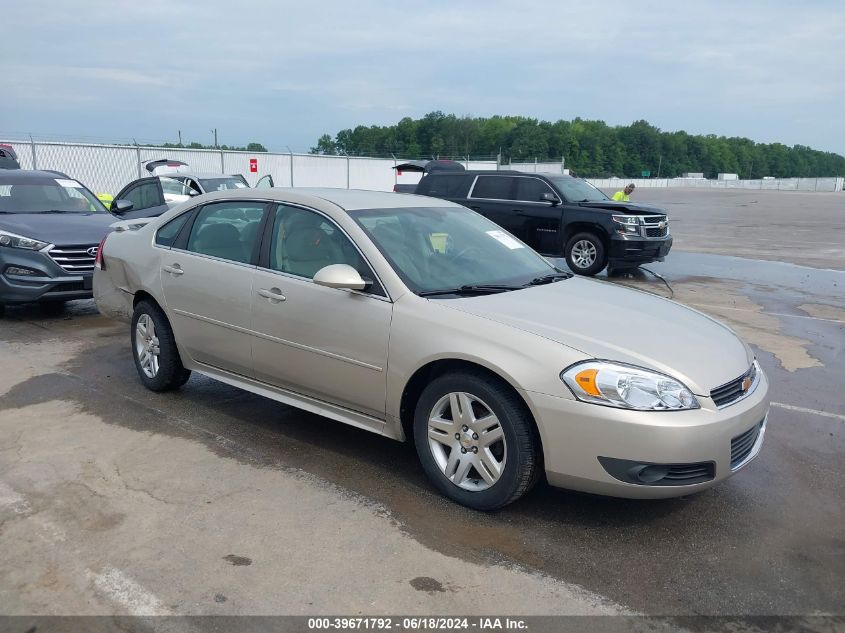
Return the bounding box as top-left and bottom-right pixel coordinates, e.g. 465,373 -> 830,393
561,361 -> 699,411
0,229 -> 49,251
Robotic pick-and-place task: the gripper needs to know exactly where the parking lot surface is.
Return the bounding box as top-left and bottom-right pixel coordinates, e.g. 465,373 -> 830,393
1,189 -> 843,617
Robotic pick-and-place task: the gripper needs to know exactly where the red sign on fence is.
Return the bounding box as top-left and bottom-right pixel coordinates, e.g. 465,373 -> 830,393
249,158 -> 258,173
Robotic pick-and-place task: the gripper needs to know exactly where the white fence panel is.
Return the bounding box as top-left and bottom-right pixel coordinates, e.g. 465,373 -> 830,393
349,157 -> 396,191
222,151 -> 292,187
290,154 -> 347,188
2,139 -> 842,194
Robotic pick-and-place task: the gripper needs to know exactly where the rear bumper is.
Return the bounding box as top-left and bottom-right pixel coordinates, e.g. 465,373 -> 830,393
523,369 -> 770,499
608,234 -> 673,266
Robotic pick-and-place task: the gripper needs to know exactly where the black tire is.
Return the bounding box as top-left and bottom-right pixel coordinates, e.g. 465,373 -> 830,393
564,232 -> 607,276
413,370 -> 540,511
131,300 -> 191,392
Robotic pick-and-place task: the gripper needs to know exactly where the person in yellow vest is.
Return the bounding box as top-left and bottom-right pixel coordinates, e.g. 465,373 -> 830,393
612,183 -> 635,202
96,192 -> 114,211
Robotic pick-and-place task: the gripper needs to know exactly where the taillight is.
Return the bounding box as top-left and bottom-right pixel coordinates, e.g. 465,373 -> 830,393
95,234 -> 108,270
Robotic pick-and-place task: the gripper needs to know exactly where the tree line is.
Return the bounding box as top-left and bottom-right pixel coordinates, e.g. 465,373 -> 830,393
311,113 -> 845,179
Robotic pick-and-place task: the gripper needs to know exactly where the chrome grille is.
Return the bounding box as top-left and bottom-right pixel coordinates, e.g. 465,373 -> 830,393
731,421 -> 763,469
711,363 -> 757,408
48,245 -> 98,273
640,216 -> 668,239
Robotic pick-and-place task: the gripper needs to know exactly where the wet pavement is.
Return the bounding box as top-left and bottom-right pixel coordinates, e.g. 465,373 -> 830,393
1,247 -> 843,617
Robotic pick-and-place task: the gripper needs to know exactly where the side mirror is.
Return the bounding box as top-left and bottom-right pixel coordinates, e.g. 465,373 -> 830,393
540,192 -> 560,205
187,189 -> 201,197
111,199 -> 134,214
313,264 -> 369,291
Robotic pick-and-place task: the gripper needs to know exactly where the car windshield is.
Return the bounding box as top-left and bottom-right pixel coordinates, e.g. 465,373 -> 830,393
349,206 -> 557,294
547,176 -> 609,202
0,178 -> 108,214
199,177 -> 249,191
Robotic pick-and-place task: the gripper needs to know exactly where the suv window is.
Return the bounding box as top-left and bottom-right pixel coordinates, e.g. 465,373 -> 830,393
269,205 -> 384,295
423,174 -> 472,197
185,201 -> 266,264
470,176 -> 515,200
514,177 -> 555,202
124,181 -> 162,211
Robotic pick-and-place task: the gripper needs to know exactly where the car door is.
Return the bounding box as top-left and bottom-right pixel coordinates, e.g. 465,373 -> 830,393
250,203 -> 391,419
113,177 -> 170,218
159,199 -> 270,377
255,174 -> 274,188
466,175 -> 525,240
512,176 -> 565,253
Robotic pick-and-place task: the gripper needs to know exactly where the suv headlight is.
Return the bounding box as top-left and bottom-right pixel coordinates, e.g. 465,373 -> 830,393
0,230 -> 49,251
611,215 -> 640,235
561,361 -> 699,410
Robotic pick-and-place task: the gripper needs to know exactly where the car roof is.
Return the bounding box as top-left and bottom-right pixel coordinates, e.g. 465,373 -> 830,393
0,169 -> 72,182
158,172 -> 243,180
192,187 -> 458,211
427,170 -> 571,178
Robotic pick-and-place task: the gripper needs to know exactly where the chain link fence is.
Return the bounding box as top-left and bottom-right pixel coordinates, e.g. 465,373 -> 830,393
1,139 -> 841,194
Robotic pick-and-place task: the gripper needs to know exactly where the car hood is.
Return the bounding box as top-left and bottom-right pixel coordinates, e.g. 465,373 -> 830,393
439,278 -> 753,396
577,201 -> 666,215
0,212 -> 116,246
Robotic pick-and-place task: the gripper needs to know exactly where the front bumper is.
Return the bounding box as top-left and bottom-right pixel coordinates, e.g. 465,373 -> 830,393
608,234 -> 673,266
0,249 -> 93,304
524,369 -> 770,499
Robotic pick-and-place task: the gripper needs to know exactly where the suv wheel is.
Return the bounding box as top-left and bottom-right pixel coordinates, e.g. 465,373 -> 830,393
565,232 -> 606,276
131,300 -> 191,392
413,371 -> 539,510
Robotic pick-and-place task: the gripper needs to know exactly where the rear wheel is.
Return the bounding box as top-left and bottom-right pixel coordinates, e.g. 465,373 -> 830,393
565,232 -> 606,276
131,300 -> 191,392
413,371 -> 539,511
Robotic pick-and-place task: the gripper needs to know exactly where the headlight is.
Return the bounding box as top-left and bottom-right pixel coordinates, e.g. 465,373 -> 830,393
611,215 -> 640,235
0,230 -> 49,251
561,361 -> 699,411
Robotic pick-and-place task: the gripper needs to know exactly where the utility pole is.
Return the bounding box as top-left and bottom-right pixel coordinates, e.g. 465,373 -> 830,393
657,155 -> 663,179
212,128 -> 218,148
178,130 -> 182,146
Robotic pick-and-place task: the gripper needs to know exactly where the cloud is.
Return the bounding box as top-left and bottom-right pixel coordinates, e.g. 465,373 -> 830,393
1,0 -> 842,153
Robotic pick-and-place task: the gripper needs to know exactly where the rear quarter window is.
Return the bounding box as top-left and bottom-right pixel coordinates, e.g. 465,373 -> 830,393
155,213 -> 190,247
419,174 -> 472,198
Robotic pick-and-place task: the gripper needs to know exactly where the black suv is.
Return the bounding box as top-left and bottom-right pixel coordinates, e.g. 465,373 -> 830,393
414,171 -> 672,275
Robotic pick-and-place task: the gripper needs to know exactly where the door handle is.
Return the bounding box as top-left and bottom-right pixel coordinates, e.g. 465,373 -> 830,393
162,264 -> 184,276
258,287 -> 286,302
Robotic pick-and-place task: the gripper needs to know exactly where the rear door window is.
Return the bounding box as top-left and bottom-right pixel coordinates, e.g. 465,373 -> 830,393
184,201 -> 267,264
470,176 -> 516,200
123,181 -> 164,211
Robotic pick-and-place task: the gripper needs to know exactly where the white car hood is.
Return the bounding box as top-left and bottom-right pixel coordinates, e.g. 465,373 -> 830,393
440,278 -> 753,396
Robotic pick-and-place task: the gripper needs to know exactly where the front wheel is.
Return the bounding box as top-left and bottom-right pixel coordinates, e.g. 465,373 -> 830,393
131,300 -> 191,392
564,232 -> 607,276
413,371 -> 540,511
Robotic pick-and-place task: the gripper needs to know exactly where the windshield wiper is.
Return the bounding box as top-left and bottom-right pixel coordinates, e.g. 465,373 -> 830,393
528,272 -> 572,285
419,284 -> 523,297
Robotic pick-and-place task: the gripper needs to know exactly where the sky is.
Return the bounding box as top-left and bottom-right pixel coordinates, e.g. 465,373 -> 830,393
2,0 -> 843,155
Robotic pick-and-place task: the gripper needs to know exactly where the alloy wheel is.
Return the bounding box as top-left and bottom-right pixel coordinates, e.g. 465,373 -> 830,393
571,239 -> 597,268
427,391 -> 507,491
135,314 -> 160,378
